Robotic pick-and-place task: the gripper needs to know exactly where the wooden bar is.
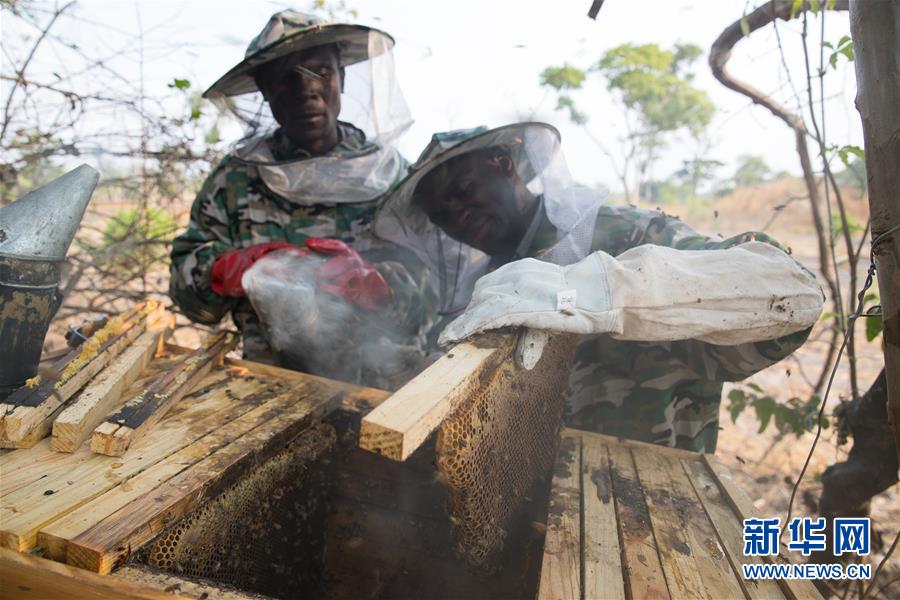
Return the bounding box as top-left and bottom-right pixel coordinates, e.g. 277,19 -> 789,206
0,304 -> 160,448
359,334 -> 513,461
52,326 -> 167,453
90,332 -> 237,457
0,371 -> 255,552
0,547 -> 190,600
605,441 -> 671,599
38,380 -> 314,561
66,383 -> 334,574
683,459 -> 784,599
537,430 -> 582,600
580,434 -> 625,600
702,455 -> 821,600
630,445 -> 745,599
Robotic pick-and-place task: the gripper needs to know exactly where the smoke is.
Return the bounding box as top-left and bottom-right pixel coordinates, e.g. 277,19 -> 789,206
242,250 -> 430,391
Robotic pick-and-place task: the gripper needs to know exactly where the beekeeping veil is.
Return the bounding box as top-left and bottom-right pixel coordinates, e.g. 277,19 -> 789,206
374,123 -> 602,315
203,10 -> 411,204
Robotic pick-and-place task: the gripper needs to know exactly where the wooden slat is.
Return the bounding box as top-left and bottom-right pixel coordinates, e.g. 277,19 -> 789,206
606,442 -> 670,600
52,328 -> 165,453
0,362 -> 178,496
632,446 -> 746,600
38,380 -> 312,561
90,332 -> 236,457
702,455 -> 821,600
66,384 -> 335,574
0,310 -> 153,448
359,334 -> 512,461
0,547 -> 191,600
580,434 -> 626,600
683,459 -> 784,599
0,371 -> 256,552
538,431 -> 582,600
224,356 -> 391,412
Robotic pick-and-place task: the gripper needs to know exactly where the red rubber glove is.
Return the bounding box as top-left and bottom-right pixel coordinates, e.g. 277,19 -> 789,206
211,242 -> 300,297
305,238 -> 391,310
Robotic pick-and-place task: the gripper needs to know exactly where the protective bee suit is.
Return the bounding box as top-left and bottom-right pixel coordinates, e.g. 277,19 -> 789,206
169,11 -> 431,371
374,123 -> 824,451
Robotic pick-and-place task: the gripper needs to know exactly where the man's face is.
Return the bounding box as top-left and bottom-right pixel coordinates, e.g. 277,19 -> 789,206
414,152 -> 527,256
256,45 -> 343,155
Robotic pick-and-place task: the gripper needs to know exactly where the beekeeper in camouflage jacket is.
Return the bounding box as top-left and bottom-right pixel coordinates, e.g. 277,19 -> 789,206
374,123 -> 824,452
170,11 -> 428,368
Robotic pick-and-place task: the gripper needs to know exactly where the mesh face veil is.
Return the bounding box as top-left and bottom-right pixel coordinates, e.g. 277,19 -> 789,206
374,123 -> 604,315
204,16 -> 412,205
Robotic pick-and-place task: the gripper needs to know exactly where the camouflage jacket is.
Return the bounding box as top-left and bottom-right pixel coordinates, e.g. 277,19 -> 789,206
169,124 -> 426,367
534,205 -> 813,453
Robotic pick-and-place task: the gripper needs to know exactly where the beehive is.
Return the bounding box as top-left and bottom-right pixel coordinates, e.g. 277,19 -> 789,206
537,428 -> 821,600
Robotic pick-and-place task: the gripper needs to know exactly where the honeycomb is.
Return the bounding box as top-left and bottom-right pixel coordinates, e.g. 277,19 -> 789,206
435,333 -> 577,569
143,423 -> 335,598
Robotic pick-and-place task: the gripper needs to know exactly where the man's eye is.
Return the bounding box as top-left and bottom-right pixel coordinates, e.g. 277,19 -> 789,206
317,67 -> 333,77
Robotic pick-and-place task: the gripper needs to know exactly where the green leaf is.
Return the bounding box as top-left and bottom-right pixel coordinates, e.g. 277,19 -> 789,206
740,15 -> 750,37
746,382 -> 764,394
168,78 -> 191,91
810,0 -> 820,14
866,314 -> 883,341
727,389 -> 747,423
754,396 -> 775,433
790,0 -> 804,18
190,107 -> 202,121
837,144 -> 865,168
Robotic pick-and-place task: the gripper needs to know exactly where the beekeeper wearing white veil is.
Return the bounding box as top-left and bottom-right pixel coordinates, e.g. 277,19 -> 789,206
171,10 -> 432,377
375,123 -> 824,452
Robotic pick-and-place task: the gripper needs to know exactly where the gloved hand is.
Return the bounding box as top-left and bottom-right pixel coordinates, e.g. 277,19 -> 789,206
306,238 -> 391,311
211,242 -> 300,297
438,241 -> 823,347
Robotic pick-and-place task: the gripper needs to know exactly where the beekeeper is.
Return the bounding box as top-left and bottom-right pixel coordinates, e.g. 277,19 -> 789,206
374,123 -> 824,452
169,10 -> 431,371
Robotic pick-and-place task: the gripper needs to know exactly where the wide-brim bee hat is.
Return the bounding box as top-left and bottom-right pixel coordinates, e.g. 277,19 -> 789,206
204,10 -> 395,98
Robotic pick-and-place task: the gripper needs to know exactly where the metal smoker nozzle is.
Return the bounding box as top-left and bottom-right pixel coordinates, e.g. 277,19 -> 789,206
0,164 -> 100,260
0,164 -> 100,400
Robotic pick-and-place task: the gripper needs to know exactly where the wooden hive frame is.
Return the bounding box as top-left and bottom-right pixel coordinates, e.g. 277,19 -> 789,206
538,428 -> 821,600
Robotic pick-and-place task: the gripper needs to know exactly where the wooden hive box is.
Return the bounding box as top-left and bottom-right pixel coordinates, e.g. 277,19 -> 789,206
538,428 -> 822,600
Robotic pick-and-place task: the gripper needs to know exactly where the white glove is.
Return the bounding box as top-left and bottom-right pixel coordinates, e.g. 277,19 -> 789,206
438,242 -> 824,347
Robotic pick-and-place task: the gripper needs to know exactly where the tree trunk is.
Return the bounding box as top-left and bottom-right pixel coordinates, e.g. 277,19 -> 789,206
849,0 -> 900,459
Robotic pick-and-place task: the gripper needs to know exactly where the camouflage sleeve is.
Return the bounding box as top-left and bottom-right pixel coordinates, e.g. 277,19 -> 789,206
591,205 -> 815,381
168,165 -> 236,325
376,260 -> 438,339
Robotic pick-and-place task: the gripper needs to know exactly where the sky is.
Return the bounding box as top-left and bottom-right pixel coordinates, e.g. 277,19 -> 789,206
2,0 -> 863,192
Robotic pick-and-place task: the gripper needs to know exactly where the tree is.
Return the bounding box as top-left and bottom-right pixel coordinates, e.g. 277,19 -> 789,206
541,43 -> 714,203
849,0 -> 900,461
732,155 -> 771,187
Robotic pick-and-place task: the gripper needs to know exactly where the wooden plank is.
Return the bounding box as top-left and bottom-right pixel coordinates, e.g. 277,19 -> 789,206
605,442 -> 670,600
0,304 -> 160,448
577,428 -> 705,461
90,332 -> 237,457
359,334 -> 512,461
683,459 -> 784,599
0,547 -> 191,600
224,356 -> 391,412
38,380 -> 316,561
52,327 -> 166,453
580,434 -> 625,600
0,362 -> 176,496
538,431 -> 581,600
0,370 -> 254,552
632,445 -> 746,600
702,455 -> 821,600
66,383 -> 336,574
